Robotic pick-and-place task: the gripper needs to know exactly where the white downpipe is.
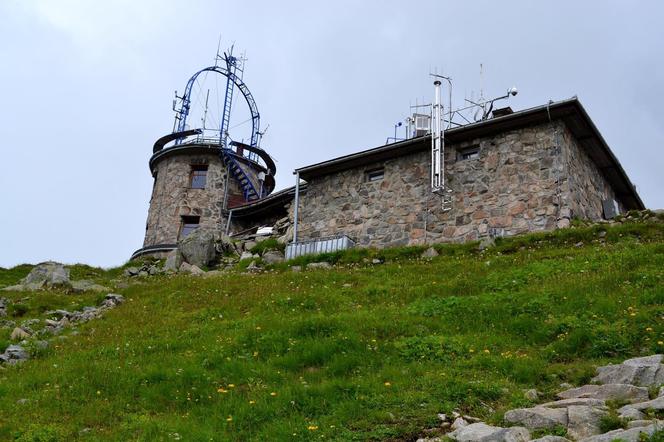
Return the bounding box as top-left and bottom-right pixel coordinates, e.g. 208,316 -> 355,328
293,172 -> 300,242
431,80 -> 444,191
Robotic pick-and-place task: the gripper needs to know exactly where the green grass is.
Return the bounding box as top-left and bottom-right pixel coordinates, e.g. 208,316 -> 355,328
0,220 -> 663,441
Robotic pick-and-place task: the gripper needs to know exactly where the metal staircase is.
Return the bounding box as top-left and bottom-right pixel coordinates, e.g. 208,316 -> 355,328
221,149 -> 260,202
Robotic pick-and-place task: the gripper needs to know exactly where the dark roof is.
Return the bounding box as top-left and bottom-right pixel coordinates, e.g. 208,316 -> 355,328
229,184 -> 307,218
294,97 -> 643,210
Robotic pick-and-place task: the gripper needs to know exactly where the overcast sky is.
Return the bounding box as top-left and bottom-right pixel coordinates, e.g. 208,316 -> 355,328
1,0 -> 662,268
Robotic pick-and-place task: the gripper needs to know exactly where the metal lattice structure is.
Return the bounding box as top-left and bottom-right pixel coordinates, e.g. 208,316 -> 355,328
172,47 -> 261,152
167,46 -> 277,203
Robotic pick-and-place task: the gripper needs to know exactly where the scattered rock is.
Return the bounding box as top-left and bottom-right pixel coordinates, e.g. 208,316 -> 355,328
566,405 -> 607,440
524,388 -> 539,401
240,251 -> 255,261
627,419 -> 664,429
291,266 -> 302,273
3,344 -> 28,363
540,398 -> 606,408
579,423 -> 660,441
163,249 -> 181,272
102,294 -> 125,308
592,354 -> 664,387
504,406 -> 568,430
3,262 -> 72,291
451,417 -> 468,430
10,327 -> 31,340
618,395 -> 664,414
447,422 -> 530,441
179,262 -> 204,275
307,262 -> 332,270
421,247 -> 439,259
262,250 -> 285,265
124,267 -> 140,277
479,236 -> 496,251
371,258 -> 383,265
71,280 -> 111,293
618,406 -> 645,421
245,261 -> 260,272
557,383 -> 649,403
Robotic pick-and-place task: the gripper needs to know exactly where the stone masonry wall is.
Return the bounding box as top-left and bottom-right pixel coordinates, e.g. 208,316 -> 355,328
296,121 -> 581,247
561,126 -> 619,220
143,148 -> 262,247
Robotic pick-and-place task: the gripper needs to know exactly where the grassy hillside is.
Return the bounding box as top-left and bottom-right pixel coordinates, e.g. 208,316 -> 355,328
0,218 -> 663,441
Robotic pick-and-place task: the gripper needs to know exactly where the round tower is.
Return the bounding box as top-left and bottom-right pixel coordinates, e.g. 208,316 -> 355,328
132,48 -> 276,260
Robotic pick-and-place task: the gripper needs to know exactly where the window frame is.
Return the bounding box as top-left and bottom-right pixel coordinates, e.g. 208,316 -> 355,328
179,215 -> 200,239
457,146 -> 480,161
365,167 -> 385,183
189,165 -> 208,189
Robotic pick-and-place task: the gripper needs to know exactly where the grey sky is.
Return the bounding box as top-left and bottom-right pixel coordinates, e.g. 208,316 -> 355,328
1,0 -> 662,268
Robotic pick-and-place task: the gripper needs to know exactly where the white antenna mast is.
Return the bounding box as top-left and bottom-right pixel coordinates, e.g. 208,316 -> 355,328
430,74 -> 454,211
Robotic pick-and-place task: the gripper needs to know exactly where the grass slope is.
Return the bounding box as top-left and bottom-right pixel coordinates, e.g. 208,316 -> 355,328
0,220 -> 663,441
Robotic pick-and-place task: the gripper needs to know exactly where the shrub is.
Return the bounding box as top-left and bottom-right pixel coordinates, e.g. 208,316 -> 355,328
599,411 -> 626,433
250,238 -> 285,255
9,303 -> 29,317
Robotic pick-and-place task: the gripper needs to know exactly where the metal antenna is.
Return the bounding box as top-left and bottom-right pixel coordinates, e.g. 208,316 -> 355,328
201,89 -> 210,129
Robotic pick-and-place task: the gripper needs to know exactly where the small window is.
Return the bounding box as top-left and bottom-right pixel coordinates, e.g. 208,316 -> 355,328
190,165 -> 208,189
365,168 -> 384,182
458,146 -> 480,161
180,215 -> 200,239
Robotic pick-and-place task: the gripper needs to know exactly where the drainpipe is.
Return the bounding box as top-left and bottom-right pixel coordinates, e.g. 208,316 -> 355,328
225,209 -> 233,236
293,171 -> 300,243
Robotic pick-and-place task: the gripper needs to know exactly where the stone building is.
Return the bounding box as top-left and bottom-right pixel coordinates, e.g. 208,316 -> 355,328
133,97 -> 643,259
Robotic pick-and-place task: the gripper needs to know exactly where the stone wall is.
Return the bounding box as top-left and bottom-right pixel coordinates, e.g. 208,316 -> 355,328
561,126 -> 619,221
143,147 -> 262,247
296,121 -> 598,247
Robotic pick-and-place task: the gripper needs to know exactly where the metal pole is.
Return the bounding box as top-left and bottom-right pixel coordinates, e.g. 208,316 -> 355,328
225,210 -> 233,236
293,172 -> 300,242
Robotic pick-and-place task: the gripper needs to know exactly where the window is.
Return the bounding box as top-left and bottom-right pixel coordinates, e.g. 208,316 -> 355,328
180,215 -> 200,239
365,168 -> 384,182
190,165 -> 208,189
458,146 -> 480,161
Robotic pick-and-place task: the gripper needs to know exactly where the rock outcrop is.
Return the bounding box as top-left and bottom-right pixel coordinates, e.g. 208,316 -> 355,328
3,262 -> 71,291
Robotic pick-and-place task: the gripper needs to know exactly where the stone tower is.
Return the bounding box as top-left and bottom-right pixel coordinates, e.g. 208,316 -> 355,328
132,51 -> 276,260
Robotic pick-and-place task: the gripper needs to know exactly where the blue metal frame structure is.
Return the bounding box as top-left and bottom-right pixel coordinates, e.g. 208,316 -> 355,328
173,54 -> 260,150
170,48 -> 271,203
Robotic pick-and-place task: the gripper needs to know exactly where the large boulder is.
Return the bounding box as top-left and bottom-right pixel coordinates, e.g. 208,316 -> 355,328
592,354 -> 664,387
178,228 -> 216,268
618,395 -> 664,414
504,407 -> 568,430
3,262 -> 71,291
262,250 -> 285,265
163,249 -> 182,272
566,405 -> 607,440
578,423 -> 661,442
447,422 -> 530,441
557,383 -> 649,403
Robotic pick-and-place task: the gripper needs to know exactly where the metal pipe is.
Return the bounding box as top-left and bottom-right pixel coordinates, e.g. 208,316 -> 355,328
293,172 -> 300,242
225,209 -> 233,236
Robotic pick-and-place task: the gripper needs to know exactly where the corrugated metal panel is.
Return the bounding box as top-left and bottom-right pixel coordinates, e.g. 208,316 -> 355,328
285,235 -> 356,260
